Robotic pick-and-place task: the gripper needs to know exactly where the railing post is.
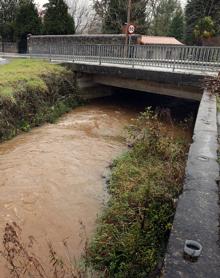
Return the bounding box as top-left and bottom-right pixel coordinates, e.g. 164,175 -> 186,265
27,34 -> 32,59
29,45 -> 32,59
98,45 -> 102,65
48,38 -> 52,62
128,44 -> 131,65
49,44 -> 52,61
132,45 -> 135,68
173,47 -> 176,72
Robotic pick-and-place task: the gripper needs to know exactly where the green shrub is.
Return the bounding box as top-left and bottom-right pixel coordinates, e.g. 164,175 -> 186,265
86,109 -> 190,277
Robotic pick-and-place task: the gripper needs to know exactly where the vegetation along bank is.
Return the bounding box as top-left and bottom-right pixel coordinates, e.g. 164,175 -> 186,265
85,109 -> 191,277
0,59 -> 80,142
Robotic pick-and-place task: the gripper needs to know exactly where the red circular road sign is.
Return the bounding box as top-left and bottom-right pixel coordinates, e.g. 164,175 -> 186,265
128,24 -> 135,34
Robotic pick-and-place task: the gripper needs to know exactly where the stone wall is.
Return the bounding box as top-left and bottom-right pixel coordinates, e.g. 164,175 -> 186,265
0,42 -> 18,53
28,34 -> 141,55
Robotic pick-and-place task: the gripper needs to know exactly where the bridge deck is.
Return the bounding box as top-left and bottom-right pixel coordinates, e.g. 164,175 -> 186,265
0,52 -> 218,77
57,59 -> 219,77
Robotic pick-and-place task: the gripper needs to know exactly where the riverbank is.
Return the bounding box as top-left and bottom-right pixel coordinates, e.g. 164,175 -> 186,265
0,59 -> 80,142
86,109 -> 191,277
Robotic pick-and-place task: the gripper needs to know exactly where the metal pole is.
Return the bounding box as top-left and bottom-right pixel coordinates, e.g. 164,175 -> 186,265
132,45 -> 135,68
173,48 -> 176,72
128,35 -> 131,62
125,0 -> 132,47
124,0 -> 132,59
72,45 -> 75,63
99,45 -> 101,65
49,38 -> 52,62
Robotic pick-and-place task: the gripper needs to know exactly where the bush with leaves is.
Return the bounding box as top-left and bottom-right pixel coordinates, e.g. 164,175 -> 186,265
86,108 -> 190,277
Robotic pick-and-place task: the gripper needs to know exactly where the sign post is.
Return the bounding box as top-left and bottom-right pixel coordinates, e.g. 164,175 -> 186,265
125,0 -> 132,52
128,24 -> 135,46
127,24 -> 135,60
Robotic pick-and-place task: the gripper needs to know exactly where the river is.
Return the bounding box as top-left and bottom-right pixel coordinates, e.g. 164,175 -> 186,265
0,97 -> 143,276
0,93 -> 197,276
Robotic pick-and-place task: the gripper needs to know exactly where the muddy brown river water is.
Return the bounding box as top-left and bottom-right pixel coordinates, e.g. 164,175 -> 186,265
0,93 -> 196,276
0,98 -> 141,276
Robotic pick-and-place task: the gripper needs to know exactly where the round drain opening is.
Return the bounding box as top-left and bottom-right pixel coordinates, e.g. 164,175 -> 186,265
184,240 -> 202,258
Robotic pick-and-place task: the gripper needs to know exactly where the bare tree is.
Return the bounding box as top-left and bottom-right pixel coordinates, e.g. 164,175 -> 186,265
87,14 -> 102,34
66,0 -> 162,34
92,0 -> 162,34
66,0 -> 94,34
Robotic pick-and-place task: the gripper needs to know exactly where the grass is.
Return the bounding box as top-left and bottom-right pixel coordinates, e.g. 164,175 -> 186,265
0,59 -> 65,97
0,59 -> 80,141
85,109 -> 191,277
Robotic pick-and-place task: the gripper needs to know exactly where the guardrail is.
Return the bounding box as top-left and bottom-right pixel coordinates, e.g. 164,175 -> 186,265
33,44 -> 220,72
1,44 -> 220,72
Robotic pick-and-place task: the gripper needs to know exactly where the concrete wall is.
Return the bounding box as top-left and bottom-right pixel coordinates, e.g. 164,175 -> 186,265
0,42 -> 18,53
164,90 -> 220,277
28,34 -> 141,55
28,34 -> 184,61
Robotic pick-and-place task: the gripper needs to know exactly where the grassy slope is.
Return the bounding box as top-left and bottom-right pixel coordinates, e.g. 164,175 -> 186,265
0,59 -> 66,97
86,110 -> 190,277
0,59 -> 79,141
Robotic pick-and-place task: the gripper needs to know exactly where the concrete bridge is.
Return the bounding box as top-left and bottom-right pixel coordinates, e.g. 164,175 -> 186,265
1,43 -> 220,101
1,39 -> 220,276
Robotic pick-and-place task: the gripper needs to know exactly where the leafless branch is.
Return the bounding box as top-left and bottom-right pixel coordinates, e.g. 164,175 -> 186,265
66,0 -> 93,34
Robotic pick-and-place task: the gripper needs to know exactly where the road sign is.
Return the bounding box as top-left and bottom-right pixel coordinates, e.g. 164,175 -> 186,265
128,24 -> 135,34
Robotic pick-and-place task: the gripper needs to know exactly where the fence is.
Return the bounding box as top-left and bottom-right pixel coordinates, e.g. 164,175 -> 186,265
29,44 -> 220,72
2,44 -> 220,72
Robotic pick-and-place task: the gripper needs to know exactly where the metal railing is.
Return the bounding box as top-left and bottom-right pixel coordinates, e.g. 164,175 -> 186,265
2,44 -> 220,72
45,44 -> 220,72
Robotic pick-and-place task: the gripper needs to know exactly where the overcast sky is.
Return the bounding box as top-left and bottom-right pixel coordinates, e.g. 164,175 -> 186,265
35,0 -> 90,6
35,0 -> 187,8
35,0 -> 47,7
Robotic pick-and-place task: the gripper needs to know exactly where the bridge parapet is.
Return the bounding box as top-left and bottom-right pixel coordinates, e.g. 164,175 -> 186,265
27,39 -> 220,73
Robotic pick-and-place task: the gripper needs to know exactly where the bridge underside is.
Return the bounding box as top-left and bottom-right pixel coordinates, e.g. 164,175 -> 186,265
71,63 -> 203,101
93,75 -> 201,101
